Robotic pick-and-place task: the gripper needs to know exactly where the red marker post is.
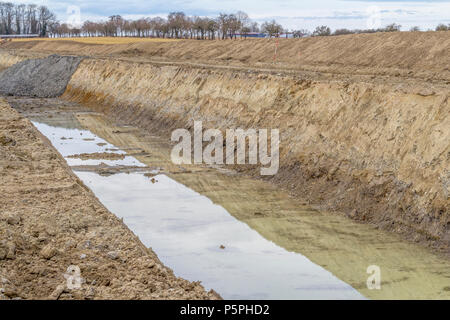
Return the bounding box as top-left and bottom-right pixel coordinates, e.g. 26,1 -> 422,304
273,37 -> 279,63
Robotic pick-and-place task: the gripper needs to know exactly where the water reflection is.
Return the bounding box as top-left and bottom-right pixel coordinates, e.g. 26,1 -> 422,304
77,172 -> 362,299
24,98 -> 450,300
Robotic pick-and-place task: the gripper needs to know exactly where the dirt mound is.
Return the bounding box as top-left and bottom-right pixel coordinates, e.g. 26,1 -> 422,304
0,54 -> 82,97
0,98 -> 218,300
2,31 -> 450,80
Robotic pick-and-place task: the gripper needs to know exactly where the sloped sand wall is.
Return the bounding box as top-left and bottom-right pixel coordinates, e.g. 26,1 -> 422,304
0,51 -> 26,71
62,58 -> 449,248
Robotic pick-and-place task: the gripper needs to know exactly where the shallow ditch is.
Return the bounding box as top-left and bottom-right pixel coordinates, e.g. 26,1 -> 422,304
9,96 -> 450,300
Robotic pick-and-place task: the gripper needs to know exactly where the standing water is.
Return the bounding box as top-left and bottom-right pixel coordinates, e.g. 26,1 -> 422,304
14,97 -> 449,300
33,120 -> 363,299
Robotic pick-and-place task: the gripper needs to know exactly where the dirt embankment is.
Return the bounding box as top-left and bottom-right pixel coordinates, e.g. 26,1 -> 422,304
0,51 -> 27,72
0,33 -> 448,251
0,99 -> 218,300
1,31 -> 449,81
61,57 -> 449,251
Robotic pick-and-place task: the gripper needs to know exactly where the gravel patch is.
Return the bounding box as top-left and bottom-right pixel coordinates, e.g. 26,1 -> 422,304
0,54 -> 82,98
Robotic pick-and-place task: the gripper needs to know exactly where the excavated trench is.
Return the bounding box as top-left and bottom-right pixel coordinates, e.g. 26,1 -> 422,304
62,55 -> 449,250
0,50 -> 449,299
7,96 -> 450,299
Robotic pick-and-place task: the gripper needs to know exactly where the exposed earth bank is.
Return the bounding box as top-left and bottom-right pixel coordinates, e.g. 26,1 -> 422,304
63,55 -> 449,253
0,33 -> 448,253
0,98 -> 218,300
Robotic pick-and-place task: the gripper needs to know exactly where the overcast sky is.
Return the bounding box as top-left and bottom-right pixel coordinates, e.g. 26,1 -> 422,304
15,0 -> 450,30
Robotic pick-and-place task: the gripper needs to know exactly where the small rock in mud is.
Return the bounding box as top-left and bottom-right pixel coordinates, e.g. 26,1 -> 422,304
0,241 -> 15,260
40,244 -> 58,260
85,287 -> 96,300
347,209 -> 358,219
0,249 -> 6,260
98,169 -> 117,177
107,251 -> 119,260
6,242 -> 15,259
2,284 -> 19,298
6,214 -> 21,225
49,284 -> 66,300
417,89 -> 435,97
0,135 -> 16,146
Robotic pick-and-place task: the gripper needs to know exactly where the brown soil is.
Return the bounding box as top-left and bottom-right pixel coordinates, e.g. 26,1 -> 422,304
59,56 -> 449,253
0,33 -> 448,254
0,98 -> 219,300
8,97 -> 450,299
1,32 -> 449,82
67,152 -> 126,160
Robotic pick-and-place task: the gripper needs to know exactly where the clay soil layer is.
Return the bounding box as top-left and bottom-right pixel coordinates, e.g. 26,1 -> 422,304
0,98 -> 217,300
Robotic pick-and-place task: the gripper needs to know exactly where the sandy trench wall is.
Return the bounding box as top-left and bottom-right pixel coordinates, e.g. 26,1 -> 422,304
62,58 -> 449,247
2,31 -> 450,81
0,52 -> 27,70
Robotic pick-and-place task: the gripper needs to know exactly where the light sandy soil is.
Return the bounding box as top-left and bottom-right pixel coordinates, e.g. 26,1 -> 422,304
0,33 -> 448,258
11,96 -> 449,299
1,31 -> 449,82
0,98 -> 219,300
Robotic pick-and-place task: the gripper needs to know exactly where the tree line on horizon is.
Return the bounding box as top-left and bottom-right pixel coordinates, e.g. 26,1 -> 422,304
1,2 -> 450,39
0,2 -> 55,36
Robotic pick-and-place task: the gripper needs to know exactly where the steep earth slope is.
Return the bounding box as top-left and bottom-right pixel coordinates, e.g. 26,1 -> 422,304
1,31 -> 449,81
0,33 -> 448,251
0,98 -> 217,300
61,58 -> 449,250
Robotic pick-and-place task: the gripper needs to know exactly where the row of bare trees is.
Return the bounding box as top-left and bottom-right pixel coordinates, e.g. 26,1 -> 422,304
0,2 -> 56,36
52,14 -> 449,40
3,3 -> 449,39
51,12 -> 271,39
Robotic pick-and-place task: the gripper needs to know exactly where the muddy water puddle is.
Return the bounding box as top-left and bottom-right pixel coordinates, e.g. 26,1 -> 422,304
11,97 -> 450,300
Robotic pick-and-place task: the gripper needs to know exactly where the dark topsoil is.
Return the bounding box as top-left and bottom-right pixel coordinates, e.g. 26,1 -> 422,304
0,54 -> 82,98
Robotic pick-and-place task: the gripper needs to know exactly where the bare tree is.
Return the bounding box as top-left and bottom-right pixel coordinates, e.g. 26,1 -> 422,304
333,28 -> 354,36
312,25 -> 331,36
249,21 -> 260,33
435,23 -> 448,31
383,23 -> 401,32
261,20 -> 283,37
292,29 -> 309,38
